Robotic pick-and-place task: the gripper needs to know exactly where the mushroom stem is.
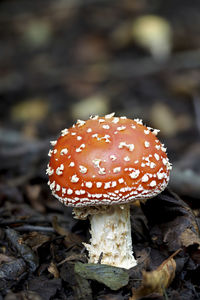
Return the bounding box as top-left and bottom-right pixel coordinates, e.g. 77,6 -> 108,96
83,204 -> 137,269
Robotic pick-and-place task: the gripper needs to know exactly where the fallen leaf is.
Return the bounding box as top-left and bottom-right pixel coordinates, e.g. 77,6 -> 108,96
141,189 -> 200,251
22,231 -> 51,251
48,261 -> 59,278
11,98 -> 48,122
5,228 -> 38,272
57,253 -> 86,266
180,228 -> 200,248
74,262 -> 129,291
60,262 -> 92,300
129,250 -> 179,300
28,276 -> 61,300
132,15 -> 172,60
71,94 -> 109,120
0,254 -> 13,264
52,216 -> 82,247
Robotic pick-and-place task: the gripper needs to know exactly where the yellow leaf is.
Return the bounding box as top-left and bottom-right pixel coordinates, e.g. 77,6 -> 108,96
130,249 -> 180,300
48,261 -> 59,278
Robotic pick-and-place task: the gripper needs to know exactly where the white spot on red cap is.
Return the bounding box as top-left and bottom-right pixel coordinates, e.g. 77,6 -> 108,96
112,181 -> 117,187
85,182 -> 93,188
150,162 -> 156,168
56,164 -> 64,175
90,115 -> 99,120
134,118 -> 143,125
124,156 -> 130,162
117,126 -> 126,131
150,180 -> 157,187
69,162 -> 75,167
144,129 -> 150,134
56,184 -> 61,191
119,142 -> 134,151
76,144 -> 85,152
113,167 -> 121,173
50,181 -> 55,190
71,175 -> 79,183
61,128 -> 69,136
46,165 -> 54,176
79,165 -> 87,174
161,146 -> 167,152
96,182 -> 102,188
98,135 -> 111,143
102,125 -> 110,129
77,120 -> 86,127
112,117 -> 119,124
157,172 -> 165,180
60,148 -> 68,155
105,112 -> 115,119
152,129 -> 160,135
129,169 -> 140,179
162,158 -> 168,165
48,150 -> 53,157
67,188 -> 73,195
118,178 -> 124,184
93,159 -> 106,175
110,155 -> 117,161
142,174 -> 149,182
104,182 -> 111,189
144,141 -> 150,148
50,140 -> 57,146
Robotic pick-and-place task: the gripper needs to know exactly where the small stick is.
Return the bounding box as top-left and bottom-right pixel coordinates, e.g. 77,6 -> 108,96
97,252 -> 103,264
13,225 -> 56,233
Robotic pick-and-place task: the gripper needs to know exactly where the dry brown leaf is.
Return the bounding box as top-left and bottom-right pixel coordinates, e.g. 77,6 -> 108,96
180,228 -> 200,248
129,250 -> 180,300
48,261 -> 60,278
52,216 -> 82,247
0,254 -> 13,264
57,253 -> 85,266
22,231 -> 51,251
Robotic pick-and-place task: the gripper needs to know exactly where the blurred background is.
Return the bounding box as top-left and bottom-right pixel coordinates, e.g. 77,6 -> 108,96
1,0 -> 200,204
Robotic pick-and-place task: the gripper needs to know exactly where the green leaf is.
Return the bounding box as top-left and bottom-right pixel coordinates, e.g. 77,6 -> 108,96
74,262 -> 129,291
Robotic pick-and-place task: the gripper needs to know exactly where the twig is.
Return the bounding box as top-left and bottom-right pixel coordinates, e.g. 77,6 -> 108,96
97,252 -> 103,264
13,225 -> 55,233
0,217 -> 51,226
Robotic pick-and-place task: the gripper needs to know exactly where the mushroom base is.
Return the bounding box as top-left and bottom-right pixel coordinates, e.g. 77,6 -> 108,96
83,204 -> 137,269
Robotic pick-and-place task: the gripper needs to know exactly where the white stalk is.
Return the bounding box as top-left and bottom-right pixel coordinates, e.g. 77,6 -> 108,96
83,204 -> 137,269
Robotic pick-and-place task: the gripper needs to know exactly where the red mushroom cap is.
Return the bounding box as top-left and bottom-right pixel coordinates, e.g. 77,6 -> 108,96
47,114 -> 171,207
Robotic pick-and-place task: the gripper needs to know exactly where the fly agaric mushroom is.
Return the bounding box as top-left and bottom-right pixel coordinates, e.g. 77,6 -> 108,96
46,113 -> 171,269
